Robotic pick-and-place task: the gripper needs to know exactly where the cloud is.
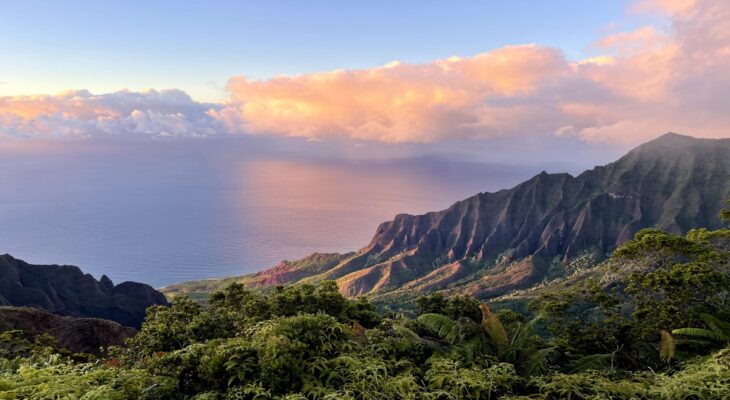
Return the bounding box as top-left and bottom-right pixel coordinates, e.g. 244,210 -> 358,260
572,0 -> 730,142
0,0 -> 728,146
213,45 -> 573,143
213,0 -> 729,144
0,89 -> 219,139
631,0 -> 697,14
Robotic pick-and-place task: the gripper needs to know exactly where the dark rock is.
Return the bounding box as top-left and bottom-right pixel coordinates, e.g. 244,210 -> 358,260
0,255 -> 168,327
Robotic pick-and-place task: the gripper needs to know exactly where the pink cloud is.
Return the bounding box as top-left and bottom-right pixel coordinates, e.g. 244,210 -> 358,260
214,0 -> 729,144
0,0 -> 727,146
631,0 -> 697,15
213,45 -> 572,143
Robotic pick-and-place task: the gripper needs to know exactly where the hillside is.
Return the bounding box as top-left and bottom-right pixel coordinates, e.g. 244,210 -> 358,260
164,133 -> 730,302
0,254 -> 168,327
0,306 -> 135,354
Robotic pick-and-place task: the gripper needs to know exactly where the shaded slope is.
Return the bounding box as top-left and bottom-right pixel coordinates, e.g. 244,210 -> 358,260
0,254 -> 168,327
0,306 -> 136,354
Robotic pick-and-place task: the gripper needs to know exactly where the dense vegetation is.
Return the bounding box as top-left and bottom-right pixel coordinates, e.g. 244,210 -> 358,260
1,203 -> 728,399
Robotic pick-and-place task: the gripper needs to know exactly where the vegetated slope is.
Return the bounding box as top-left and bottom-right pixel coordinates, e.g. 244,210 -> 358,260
0,254 -> 168,327
165,133 -> 730,302
162,252 -> 352,301
0,306 -> 135,354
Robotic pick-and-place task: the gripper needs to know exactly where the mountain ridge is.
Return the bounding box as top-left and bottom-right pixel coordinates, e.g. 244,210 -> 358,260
163,133 -> 730,302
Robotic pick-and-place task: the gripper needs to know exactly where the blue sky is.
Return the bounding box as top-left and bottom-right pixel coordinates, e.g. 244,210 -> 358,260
0,0 -> 655,101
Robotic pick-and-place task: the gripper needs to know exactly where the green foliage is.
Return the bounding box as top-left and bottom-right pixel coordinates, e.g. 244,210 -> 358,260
532,371 -> 652,399
650,348 -> 730,399
670,314 -> 730,356
417,293 -> 482,322
0,359 -> 176,399
3,203 -> 730,399
418,303 -> 553,377
0,330 -> 35,359
121,296 -> 231,357
249,313 -> 349,393
539,215 -> 730,370
721,199 -> 730,225
425,358 -> 518,399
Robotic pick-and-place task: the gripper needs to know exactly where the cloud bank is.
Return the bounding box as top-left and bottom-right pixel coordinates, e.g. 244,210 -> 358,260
0,0 -> 728,145
0,89 -> 218,139
215,0 -> 729,144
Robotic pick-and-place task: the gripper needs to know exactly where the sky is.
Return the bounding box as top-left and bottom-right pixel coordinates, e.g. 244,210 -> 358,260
1,0 -> 649,101
0,0 -> 728,162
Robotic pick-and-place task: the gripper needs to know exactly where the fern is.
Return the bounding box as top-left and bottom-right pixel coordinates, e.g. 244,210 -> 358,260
390,322 -> 421,341
521,347 -> 556,376
699,313 -> 730,337
567,353 -> 614,373
672,328 -> 729,343
418,314 -> 460,344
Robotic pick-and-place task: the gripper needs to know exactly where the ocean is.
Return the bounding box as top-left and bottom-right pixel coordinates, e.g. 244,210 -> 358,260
0,138 -> 571,287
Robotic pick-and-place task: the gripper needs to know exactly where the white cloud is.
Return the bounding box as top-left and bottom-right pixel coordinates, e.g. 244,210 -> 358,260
0,89 -> 220,139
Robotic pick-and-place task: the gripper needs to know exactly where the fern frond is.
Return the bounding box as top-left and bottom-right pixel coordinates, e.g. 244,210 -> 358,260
567,353 -> 613,373
699,313 -> 730,336
391,322 -> 421,341
674,339 -> 715,347
672,327 -> 729,343
659,330 -> 675,363
521,346 -> 556,376
418,314 -> 459,344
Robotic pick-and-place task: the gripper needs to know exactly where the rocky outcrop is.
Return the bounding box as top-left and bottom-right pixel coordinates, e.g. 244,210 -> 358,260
0,306 -> 136,354
0,255 -> 168,327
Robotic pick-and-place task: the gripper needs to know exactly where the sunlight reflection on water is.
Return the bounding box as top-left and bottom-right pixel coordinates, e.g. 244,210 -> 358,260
0,139 -> 561,287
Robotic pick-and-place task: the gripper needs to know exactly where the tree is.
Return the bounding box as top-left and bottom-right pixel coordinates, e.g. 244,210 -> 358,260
125,297 -> 229,357
249,313 -> 349,394
619,229 -> 730,340
417,293 -> 482,322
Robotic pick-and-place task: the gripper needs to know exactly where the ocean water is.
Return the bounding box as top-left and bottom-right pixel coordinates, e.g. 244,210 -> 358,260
0,139 -> 566,287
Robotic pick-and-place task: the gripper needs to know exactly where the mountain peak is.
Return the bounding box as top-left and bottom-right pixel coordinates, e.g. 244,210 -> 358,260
615,133 -> 728,165
656,131 -> 692,140
640,132 -> 697,148
640,132 -> 727,149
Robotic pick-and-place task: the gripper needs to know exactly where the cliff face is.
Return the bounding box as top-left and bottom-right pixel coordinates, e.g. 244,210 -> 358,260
0,306 -> 136,354
240,133 -> 730,299
0,255 -> 168,328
